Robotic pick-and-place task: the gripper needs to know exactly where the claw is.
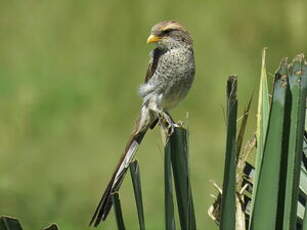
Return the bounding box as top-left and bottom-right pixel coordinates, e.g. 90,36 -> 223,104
167,122 -> 175,136
158,111 -> 180,136
174,123 -> 181,128
158,112 -> 172,135
165,116 -> 175,136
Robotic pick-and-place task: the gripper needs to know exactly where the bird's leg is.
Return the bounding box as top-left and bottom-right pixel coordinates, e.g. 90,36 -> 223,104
159,111 -> 179,136
146,99 -> 178,135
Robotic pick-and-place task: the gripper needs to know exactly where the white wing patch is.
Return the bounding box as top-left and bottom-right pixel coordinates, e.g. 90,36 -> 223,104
113,140 -> 139,185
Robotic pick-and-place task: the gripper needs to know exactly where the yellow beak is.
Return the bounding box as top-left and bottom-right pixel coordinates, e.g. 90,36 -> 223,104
146,34 -> 161,44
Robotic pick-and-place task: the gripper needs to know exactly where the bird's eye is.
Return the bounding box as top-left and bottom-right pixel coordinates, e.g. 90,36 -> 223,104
162,29 -> 174,35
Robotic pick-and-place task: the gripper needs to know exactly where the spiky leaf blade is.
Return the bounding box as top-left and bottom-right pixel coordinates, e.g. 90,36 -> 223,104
250,59 -> 289,230
42,224 -> 59,230
168,127 -> 196,230
220,76 -> 237,230
112,193 -> 126,230
165,139 -> 176,230
283,54 -> 307,230
250,48 -> 270,224
0,217 -> 23,230
129,160 -> 145,230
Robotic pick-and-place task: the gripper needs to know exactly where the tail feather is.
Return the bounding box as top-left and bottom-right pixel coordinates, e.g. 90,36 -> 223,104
89,129 -> 148,227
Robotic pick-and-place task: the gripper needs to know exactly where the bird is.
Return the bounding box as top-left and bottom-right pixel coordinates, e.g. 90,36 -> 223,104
89,20 -> 195,227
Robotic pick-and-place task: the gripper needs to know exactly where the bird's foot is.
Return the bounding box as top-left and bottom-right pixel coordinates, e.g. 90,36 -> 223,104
159,112 -> 180,136
166,121 -> 177,136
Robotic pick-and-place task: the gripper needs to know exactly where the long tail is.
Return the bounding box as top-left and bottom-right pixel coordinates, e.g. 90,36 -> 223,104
89,107 -> 157,227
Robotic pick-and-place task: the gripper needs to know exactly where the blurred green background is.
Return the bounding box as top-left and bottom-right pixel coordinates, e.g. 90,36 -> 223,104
0,0 -> 306,229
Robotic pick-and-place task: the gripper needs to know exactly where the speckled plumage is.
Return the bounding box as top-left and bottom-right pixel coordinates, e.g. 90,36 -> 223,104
140,44 -> 195,109
137,21 -> 195,132
90,21 -> 195,227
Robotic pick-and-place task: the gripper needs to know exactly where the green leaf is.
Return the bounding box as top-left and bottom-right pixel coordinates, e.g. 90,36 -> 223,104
250,58 -> 289,230
165,139 -> 176,230
236,95 -> 252,158
250,48 -> 270,224
283,54 -> 307,230
129,160 -> 145,230
220,76 -> 237,230
299,58 -> 307,230
0,216 -> 23,230
298,164 -> 307,223
167,127 -> 196,230
112,193 -> 126,230
42,224 -> 59,230
303,205 -> 307,230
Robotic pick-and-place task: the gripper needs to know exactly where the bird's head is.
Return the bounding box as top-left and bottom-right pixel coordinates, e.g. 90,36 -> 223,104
147,21 -> 192,49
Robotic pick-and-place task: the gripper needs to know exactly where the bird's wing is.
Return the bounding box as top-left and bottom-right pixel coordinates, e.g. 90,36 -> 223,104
144,48 -> 164,129
144,48 -> 163,83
